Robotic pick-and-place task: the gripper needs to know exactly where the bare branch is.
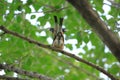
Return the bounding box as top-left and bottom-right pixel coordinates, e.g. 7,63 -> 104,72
0,75 -> 27,80
0,63 -> 52,80
0,26 -> 118,80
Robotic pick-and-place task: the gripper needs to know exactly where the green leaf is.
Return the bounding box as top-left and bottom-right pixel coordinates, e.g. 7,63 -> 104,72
65,44 -> 73,50
30,14 -> 36,19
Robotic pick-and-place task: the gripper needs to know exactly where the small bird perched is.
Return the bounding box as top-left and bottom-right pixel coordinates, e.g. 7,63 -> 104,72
49,16 -> 65,49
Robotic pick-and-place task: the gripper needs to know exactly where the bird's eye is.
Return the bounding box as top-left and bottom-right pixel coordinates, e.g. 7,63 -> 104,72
49,28 -> 54,32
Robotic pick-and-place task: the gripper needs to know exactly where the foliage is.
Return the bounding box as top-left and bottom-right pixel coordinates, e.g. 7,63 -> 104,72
0,0 -> 120,80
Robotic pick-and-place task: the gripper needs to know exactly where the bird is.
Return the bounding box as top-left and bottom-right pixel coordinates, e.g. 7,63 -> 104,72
49,16 -> 65,49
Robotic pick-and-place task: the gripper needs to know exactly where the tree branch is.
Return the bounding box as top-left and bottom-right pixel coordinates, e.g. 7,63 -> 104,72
0,75 -> 27,80
66,0 -> 120,62
0,63 -> 52,80
0,26 -> 118,80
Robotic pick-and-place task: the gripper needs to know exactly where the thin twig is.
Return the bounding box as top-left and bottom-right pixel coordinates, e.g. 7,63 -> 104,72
0,26 -> 118,80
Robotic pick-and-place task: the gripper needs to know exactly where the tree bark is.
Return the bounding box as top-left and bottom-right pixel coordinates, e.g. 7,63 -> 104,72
67,0 -> 120,62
